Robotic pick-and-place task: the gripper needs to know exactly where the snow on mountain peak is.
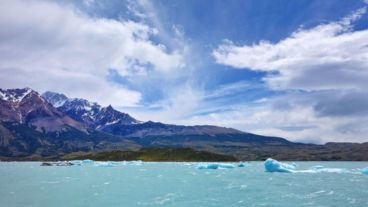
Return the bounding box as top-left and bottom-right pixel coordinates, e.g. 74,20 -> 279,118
41,90 -> 140,128
0,87 -> 35,103
42,91 -> 68,107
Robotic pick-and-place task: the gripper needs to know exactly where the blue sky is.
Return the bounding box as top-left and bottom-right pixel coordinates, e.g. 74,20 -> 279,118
0,0 -> 368,143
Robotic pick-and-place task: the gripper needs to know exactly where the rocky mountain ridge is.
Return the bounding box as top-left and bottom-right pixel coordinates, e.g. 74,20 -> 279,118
42,91 -> 243,137
0,88 -> 86,132
1,87 -> 368,161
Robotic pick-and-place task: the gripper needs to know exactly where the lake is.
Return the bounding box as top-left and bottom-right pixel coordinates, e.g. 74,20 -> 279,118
0,161 -> 367,207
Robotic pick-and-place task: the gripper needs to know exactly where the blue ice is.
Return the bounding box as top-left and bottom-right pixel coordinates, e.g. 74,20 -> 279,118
362,167 -> 368,175
237,162 -> 248,167
70,160 -> 83,166
264,158 -> 296,173
82,159 -> 93,164
94,161 -> 114,167
197,163 -> 236,170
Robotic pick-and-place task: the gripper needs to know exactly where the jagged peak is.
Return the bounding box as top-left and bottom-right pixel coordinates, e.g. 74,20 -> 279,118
4,88 -> 141,127
66,98 -> 101,111
0,87 -> 38,103
101,105 -> 114,111
42,91 -> 100,110
42,91 -> 69,107
42,91 -> 68,99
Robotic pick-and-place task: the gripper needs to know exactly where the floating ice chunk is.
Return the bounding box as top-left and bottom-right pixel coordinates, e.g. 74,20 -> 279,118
94,161 -> 114,167
121,160 -> 143,165
298,167 -> 349,174
68,159 -> 93,166
40,161 -> 73,166
264,158 -> 296,173
196,163 -> 236,170
264,158 -> 357,174
55,161 -> 73,166
362,167 -> 368,175
237,162 -> 248,167
218,163 -> 236,169
197,163 -> 218,169
314,168 -> 348,173
82,159 -> 94,164
310,165 -> 324,169
70,160 -> 83,166
129,160 -> 143,165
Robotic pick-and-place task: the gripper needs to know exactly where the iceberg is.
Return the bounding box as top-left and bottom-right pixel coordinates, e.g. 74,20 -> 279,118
196,163 -> 236,170
264,159 -> 352,174
197,163 -> 218,170
237,162 -> 248,167
40,161 -> 74,166
218,163 -> 236,169
70,160 -> 83,166
264,158 -> 296,173
82,159 -> 94,164
129,160 -> 143,165
67,159 -> 93,166
362,167 -> 368,175
94,161 -> 114,167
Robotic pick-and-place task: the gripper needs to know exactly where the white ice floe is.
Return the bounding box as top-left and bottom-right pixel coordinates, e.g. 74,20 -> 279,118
120,160 -> 143,166
69,160 -> 83,166
129,160 -> 143,165
264,158 -> 364,174
94,161 -> 114,167
67,159 -> 93,166
297,168 -> 349,174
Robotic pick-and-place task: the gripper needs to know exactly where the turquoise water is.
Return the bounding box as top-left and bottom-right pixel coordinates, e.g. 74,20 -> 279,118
0,162 -> 367,207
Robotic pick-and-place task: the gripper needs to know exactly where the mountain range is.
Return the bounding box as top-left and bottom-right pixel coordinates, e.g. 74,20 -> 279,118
1,87 -> 367,161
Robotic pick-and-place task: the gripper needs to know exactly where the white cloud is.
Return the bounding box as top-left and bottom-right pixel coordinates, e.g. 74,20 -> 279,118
213,8 -> 368,91
122,83 -> 204,123
0,0 -> 183,106
210,7 -> 368,143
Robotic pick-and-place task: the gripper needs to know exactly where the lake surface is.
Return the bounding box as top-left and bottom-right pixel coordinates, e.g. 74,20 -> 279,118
0,161 -> 367,207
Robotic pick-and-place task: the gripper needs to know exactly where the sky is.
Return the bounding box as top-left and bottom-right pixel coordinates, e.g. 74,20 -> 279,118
0,0 -> 368,144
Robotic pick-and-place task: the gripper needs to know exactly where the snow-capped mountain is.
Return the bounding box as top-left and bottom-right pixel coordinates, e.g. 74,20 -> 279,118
42,91 -> 246,137
42,91 -> 68,107
0,87 -> 34,103
0,88 -> 139,157
0,88 -> 86,132
42,92 -> 140,130
4,87 -> 366,161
